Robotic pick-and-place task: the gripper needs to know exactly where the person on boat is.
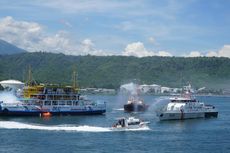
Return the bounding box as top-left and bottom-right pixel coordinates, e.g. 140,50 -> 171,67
121,119 -> 125,127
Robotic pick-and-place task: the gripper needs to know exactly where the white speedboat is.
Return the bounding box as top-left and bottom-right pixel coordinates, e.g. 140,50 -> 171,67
112,117 -> 149,130
156,94 -> 218,121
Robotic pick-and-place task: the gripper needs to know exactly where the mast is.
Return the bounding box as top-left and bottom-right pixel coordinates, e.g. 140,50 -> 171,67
26,65 -> 37,86
28,65 -> 32,86
72,67 -> 79,92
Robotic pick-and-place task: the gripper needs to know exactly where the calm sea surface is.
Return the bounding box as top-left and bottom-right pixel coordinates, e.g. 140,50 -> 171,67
0,95 -> 229,153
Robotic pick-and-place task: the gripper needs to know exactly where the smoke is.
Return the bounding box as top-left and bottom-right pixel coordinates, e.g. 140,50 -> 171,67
113,82 -> 140,110
0,91 -> 20,104
148,96 -> 170,113
120,82 -> 140,95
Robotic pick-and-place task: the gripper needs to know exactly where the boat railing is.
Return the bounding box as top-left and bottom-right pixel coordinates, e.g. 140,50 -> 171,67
1,102 -> 23,106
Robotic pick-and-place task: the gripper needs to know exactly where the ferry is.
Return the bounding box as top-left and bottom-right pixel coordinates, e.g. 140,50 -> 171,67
156,86 -> 218,121
0,84 -> 106,116
0,70 -> 106,117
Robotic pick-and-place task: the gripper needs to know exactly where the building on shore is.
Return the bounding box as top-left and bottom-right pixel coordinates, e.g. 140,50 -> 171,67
139,84 -> 161,94
80,88 -> 116,94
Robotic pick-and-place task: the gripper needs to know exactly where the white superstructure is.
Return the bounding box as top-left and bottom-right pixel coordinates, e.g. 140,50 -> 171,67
156,92 -> 218,120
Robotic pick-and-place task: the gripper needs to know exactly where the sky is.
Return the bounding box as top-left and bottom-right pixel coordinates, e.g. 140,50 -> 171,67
0,0 -> 229,57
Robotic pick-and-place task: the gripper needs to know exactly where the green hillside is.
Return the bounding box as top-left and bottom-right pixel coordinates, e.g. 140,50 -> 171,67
0,52 -> 230,89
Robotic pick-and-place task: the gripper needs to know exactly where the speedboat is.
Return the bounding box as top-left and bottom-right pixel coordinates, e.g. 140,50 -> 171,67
112,117 -> 149,130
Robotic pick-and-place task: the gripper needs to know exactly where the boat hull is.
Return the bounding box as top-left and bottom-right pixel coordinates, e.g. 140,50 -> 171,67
158,112 -> 205,121
111,125 -> 147,131
205,111 -> 218,118
0,110 -> 106,117
124,103 -> 148,112
158,111 -> 218,121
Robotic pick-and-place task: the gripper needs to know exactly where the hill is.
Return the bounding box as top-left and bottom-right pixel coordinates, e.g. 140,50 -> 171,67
0,39 -> 26,55
0,52 -> 230,90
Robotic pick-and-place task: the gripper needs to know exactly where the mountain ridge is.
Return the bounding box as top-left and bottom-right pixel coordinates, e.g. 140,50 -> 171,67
0,39 -> 26,55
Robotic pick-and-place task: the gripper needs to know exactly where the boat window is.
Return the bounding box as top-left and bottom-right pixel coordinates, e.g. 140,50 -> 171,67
47,95 -> 54,100
52,101 -> 58,105
73,101 -> 78,105
41,95 -> 45,100
67,101 -> 72,105
44,101 -> 51,106
31,95 -> 37,98
73,95 -> 77,100
171,106 -> 174,110
128,121 -> 140,125
63,95 -> 68,100
59,101 -> 66,105
54,95 -> 59,100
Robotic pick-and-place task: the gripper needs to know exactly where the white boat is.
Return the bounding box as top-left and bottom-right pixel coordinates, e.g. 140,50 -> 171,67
156,94 -> 218,121
156,84 -> 218,121
111,117 -> 149,130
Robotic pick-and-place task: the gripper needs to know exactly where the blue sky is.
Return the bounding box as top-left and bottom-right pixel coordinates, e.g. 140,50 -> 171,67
0,0 -> 229,57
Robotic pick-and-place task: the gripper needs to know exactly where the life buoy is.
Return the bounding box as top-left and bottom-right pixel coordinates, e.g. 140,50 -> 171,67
42,112 -> 51,117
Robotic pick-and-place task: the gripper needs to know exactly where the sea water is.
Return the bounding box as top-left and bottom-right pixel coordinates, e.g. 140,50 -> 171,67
0,95 -> 229,153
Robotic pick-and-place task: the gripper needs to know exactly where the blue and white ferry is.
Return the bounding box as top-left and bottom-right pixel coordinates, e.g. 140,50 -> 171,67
0,84 -> 106,117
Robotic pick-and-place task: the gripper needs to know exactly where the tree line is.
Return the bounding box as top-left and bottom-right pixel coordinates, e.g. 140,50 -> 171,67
0,52 -> 230,90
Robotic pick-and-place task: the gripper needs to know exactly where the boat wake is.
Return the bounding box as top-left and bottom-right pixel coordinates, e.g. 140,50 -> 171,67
0,121 -> 150,132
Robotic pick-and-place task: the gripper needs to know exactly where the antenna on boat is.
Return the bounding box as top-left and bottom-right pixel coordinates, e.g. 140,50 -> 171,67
27,65 -> 32,86
26,65 -> 37,86
72,66 -> 79,92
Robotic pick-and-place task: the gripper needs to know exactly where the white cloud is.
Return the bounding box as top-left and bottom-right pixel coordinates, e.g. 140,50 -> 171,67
122,42 -> 172,57
206,51 -> 218,57
186,45 -> 230,58
115,21 -> 134,31
80,39 -> 114,56
218,45 -> 230,57
37,31 -> 78,55
0,16 -> 73,53
59,19 -> 73,28
157,51 -> 172,57
148,37 -> 156,44
0,16 -> 42,49
0,17 -> 229,58
187,51 -> 202,57
205,45 -> 230,58
81,39 -> 94,53
0,16 -> 111,56
123,42 -> 154,57
41,0 -> 134,14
